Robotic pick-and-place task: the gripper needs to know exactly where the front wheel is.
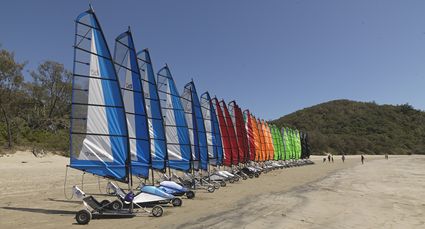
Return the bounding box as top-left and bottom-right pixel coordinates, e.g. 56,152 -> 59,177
242,175 -> 247,180
213,182 -> 220,189
229,178 -> 234,183
186,191 -> 195,199
248,174 -> 253,179
75,209 -> 91,225
111,200 -> 123,210
100,200 -> 111,209
207,186 -> 215,193
151,205 -> 163,217
254,173 -> 260,178
171,198 -> 182,207
220,181 -> 226,187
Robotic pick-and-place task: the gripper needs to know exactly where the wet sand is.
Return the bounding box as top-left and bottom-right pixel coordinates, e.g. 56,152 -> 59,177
0,152 -> 423,228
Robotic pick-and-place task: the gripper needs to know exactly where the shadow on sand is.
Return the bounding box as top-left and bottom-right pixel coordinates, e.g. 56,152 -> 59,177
1,206 -> 75,215
47,198 -> 81,204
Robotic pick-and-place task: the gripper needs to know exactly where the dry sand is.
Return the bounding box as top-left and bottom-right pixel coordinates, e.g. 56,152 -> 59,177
0,152 -> 423,229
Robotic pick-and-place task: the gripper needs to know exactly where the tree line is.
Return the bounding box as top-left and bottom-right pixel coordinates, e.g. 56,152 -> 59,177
0,47 -> 71,154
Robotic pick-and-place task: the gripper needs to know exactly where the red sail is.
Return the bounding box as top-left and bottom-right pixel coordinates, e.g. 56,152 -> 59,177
212,98 -> 232,166
235,105 -> 249,163
258,118 -> 267,161
221,100 -> 239,165
228,101 -> 244,164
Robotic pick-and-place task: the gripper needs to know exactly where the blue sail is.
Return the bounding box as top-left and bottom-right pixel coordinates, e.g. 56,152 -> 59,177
113,29 -> 150,178
156,66 -> 191,172
70,8 -> 129,182
181,82 -> 209,171
200,92 -> 223,166
137,50 -> 167,171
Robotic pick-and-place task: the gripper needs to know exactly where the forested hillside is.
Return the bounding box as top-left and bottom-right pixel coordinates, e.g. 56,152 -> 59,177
272,100 -> 425,155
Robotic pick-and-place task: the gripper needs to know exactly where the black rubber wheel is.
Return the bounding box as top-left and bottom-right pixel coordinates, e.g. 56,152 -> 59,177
220,181 -> 226,187
100,199 -> 111,209
229,178 -> 234,183
111,199 -> 123,210
151,205 -> 163,217
254,173 -> 260,178
172,198 -> 182,207
76,209 -> 91,225
207,186 -> 215,193
213,182 -> 220,189
242,175 -> 247,180
186,191 -> 195,199
248,174 -> 253,179
234,177 -> 239,182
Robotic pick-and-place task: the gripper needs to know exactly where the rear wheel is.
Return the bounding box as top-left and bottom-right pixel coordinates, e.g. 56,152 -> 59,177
171,198 -> 182,207
76,209 -> 91,225
254,173 -> 260,178
242,175 -> 247,180
220,181 -> 226,187
186,191 -> 195,199
248,174 -> 253,179
213,182 -> 220,189
151,205 -> 163,217
111,200 -> 123,210
207,186 -> 215,193
229,178 -> 234,183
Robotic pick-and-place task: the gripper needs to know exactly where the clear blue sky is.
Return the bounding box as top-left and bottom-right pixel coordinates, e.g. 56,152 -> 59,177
1,0 -> 424,120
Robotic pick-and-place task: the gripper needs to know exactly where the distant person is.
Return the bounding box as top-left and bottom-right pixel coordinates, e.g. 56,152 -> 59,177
361,155 -> 365,164
328,154 -> 331,162
331,156 -> 334,163
323,158 -> 326,163
342,155 -> 345,163
385,154 -> 388,160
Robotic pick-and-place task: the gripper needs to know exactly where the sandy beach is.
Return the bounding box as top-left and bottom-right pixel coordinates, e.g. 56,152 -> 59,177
0,152 -> 424,229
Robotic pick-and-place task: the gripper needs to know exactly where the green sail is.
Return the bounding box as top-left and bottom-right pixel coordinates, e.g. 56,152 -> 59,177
271,125 -> 280,161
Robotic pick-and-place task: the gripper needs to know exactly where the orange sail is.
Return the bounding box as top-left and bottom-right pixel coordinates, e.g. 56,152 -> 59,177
258,119 -> 267,161
251,116 -> 261,161
265,122 -> 275,160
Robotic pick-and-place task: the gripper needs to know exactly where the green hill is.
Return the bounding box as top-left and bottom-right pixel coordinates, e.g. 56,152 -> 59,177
271,100 -> 425,155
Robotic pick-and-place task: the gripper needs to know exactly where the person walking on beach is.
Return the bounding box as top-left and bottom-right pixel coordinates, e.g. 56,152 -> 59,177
331,156 -> 334,163
328,154 -> 331,162
323,157 -> 326,163
361,155 -> 365,164
342,154 -> 345,163
385,154 -> 388,160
